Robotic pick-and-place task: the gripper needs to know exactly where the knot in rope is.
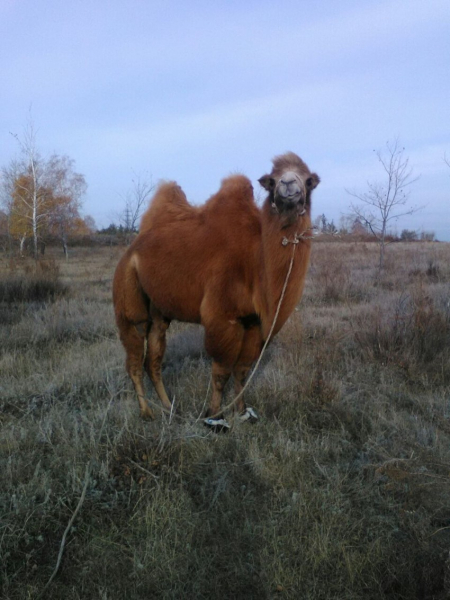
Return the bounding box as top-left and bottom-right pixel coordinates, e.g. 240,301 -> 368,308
281,226 -> 315,246
282,234 -> 300,246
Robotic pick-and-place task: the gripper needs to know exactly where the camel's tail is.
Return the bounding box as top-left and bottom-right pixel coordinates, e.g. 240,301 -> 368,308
113,251 -> 149,334
139,181 -> 192,233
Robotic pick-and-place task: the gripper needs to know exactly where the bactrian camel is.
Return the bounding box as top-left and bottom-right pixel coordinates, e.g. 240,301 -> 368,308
113,152 -> 320,426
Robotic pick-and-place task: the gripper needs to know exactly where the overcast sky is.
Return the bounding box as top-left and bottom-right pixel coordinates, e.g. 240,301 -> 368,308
1,0 -> 449,239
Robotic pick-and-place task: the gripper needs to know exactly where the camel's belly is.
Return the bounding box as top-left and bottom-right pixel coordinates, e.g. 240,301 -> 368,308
146,284 -> 203,324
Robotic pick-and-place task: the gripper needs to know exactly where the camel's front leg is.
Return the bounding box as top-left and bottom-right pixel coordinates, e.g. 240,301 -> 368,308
205,362 -> 232,419
202,311 -> 244,426
232,325 -> 262,421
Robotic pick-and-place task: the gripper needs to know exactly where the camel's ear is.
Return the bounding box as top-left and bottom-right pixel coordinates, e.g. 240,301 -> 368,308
306,173 -> 320,190
258,175 -> 275,191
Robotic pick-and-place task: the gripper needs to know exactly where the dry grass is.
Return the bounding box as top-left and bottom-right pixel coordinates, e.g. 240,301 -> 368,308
1,241 -> 450,599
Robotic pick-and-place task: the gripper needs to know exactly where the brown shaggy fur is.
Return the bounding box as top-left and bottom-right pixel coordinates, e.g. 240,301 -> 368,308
113,153 -> 320,420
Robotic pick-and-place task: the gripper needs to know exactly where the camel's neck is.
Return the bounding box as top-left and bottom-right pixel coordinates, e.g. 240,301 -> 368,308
258,201 -> 312,340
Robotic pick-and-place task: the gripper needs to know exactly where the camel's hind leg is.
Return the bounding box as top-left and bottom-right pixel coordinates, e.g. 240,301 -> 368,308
117,317 -> 155,420
144,306 -> 172,411
113,254 -> 154,419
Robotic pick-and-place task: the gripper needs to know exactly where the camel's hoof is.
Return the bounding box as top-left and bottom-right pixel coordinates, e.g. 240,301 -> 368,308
204,417 -> 230,433
239,407 -> 258,424
140,408 -> 155,421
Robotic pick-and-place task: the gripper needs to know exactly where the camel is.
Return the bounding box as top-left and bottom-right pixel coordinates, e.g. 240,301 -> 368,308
113,152 -> 320,425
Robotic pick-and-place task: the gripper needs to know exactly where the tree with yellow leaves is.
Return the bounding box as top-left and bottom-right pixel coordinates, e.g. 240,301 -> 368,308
1,118 -> 89,258
41,154 -> 88,257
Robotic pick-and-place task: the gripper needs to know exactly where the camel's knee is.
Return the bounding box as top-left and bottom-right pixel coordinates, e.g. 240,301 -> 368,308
125,355 -> 155,420
126,353 -> 143,378
145,316 -> 169,379
205,362 -> 232,418
213,369 -> 231,393
145,313 -> 172,411
233,364 -> 251,386
120,323 -> 146,367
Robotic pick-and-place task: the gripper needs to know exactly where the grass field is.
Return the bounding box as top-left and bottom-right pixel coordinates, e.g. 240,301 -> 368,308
1,240 -> 450,599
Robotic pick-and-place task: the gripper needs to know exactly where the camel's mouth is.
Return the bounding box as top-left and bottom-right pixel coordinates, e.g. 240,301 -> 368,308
275,197 -> 307,216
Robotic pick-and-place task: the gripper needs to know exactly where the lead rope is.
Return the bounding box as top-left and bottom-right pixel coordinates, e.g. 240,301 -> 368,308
205,229 -> 308,423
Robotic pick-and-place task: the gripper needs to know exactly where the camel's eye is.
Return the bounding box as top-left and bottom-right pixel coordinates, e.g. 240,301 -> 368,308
305,177 -> 313,189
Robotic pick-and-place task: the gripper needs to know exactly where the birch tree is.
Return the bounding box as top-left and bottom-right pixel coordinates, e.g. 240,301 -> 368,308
8,121 -> 48,259
45,154 -> 87,257
1,119 -> 88,258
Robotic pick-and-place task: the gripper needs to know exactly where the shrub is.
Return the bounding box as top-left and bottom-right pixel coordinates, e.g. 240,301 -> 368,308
352,286 -> 450,378
0,259 -> 68,303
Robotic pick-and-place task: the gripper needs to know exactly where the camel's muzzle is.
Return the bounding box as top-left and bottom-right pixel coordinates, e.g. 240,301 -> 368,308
275,170 -> 306,213
275,193 -> 306,215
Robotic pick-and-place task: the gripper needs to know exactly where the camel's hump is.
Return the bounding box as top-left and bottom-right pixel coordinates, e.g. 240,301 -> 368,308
139,181 -> 195,232
219,174 -> 253,195
205,174 -> 255,212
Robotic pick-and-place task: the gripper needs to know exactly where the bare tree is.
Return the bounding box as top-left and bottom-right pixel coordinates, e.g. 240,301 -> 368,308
118,172 -> 154,243
347,138 -> 420,272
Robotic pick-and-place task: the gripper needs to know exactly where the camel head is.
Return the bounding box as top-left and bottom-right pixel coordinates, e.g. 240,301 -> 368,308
258,152 -> 320,219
